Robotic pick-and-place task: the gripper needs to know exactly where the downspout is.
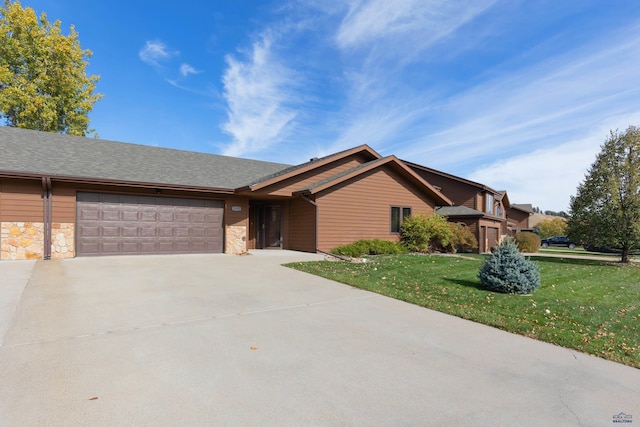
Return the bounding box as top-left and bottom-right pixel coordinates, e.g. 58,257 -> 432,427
42,177 -> 52,260
300,195 -> 318,253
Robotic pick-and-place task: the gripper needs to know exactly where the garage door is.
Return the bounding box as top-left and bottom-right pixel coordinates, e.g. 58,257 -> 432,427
487,227 -> 499,252
76,193 -> 224,256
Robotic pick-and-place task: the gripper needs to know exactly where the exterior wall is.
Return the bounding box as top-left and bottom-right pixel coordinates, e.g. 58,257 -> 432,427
1,179 -> 45,260
315,168 -> 435,252
2,178 -> 248,259
409,170 -> 478,208
224,196 -> 249,254
287,197 -> 316,252
1,222 -> 44,260
507,208 -> 531,230
0,179 -> 43,222
252,154 -> 371,197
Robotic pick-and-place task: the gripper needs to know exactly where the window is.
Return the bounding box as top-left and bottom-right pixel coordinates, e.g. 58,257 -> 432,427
391,206 -> 412,233
486,193 -> 494,214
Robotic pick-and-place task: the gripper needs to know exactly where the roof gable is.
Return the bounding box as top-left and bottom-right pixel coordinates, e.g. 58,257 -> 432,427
293,156 -> 452,206
244,145 -> 381,191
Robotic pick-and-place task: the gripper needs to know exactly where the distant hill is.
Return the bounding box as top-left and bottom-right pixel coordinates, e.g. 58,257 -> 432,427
530,212 -> 566,228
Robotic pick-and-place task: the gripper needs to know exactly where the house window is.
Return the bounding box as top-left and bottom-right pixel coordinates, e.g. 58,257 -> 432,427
496,204 -> 503,217
486,194 -> 494,214
391,206 -> 412,233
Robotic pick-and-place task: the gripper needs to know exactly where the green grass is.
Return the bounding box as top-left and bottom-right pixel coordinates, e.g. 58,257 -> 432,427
286,254 -> 640,368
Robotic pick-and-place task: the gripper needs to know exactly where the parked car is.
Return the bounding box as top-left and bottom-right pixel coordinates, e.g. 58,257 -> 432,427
540,236 -> 578,249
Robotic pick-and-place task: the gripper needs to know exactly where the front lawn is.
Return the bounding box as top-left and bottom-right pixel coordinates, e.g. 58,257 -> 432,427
286,254 -> 640,368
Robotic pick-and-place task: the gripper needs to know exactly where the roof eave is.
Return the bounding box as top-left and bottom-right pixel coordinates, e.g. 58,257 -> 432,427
0,170 -> 235,194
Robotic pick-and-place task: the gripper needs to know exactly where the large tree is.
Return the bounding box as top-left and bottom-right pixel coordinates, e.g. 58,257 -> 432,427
568,126 -> 640,263
0,1 -> 102,136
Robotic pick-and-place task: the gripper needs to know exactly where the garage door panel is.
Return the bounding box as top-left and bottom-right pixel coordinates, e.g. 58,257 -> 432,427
102,210 -> 120,221
77,193 -> 224,256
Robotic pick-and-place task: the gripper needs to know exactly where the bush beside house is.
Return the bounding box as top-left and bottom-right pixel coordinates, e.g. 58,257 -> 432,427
514,231 -> 541,253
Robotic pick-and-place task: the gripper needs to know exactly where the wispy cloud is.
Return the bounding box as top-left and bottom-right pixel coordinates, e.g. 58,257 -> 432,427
179,63 -> 201,77
138,40 -> 177,66
401,23 -> 640,210
336,0 -> 496,54
220,33 -> 300,157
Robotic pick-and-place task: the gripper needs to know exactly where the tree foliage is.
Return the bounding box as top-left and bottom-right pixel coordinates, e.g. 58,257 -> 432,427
478,238 -> 540,295
0,1 -> 102,135
567,126 -> 640,263
535,217 -> 567,238
400,214 -> 453,253
400,215 -> 477,253
514,231 -> 540,253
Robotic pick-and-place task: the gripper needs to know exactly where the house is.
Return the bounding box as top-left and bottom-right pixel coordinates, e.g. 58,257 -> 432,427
402,161 -> 510,253
0,127 -> 451,260
506,203 -> 535,234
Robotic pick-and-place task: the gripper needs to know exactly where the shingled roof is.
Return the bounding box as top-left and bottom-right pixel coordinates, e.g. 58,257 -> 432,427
0,127 -> 291,190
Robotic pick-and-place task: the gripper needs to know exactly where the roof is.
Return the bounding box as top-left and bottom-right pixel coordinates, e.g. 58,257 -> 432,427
243,145 -> 381,191
0,127 -> 291,190
403,160 -> 503,196
510,203 -> 534,213
293,156 -> 453,206
436,205 -> 505,221
436,206 -> 485,217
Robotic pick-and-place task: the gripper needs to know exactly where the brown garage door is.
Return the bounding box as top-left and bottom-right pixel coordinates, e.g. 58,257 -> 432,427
77,193 -> 224,256
487,227 -> 499,252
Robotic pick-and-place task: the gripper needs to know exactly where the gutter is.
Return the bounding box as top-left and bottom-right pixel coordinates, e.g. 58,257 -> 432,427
300,194 -> 318,253
41,176 -> 52,260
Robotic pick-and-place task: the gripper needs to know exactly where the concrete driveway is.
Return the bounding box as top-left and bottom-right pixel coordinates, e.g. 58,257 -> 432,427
1,252 -> 638,426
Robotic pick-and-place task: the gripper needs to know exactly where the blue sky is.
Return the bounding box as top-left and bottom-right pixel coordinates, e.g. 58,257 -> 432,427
21,0 -> 640,211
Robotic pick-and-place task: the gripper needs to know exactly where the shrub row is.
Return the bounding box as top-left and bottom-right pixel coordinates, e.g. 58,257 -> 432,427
331,239 -> 409,258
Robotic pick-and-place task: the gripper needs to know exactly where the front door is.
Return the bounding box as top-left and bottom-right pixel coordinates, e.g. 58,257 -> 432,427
256,204 -> 282,249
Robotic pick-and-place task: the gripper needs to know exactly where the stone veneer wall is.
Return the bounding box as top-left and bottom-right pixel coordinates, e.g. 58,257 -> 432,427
1,222 -> 75,260
225,225 -> 247,254
51,223 -> 75,259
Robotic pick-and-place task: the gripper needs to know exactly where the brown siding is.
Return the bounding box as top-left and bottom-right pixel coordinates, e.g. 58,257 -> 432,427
507,208 -> 530,229
52,182 -> 76,223
225,196 -> 249,227
316,168 -> 435,252
287,197 -> 316,252
254,154 -> 370,197
410,170 -> 478,208
0,178 -> 43,222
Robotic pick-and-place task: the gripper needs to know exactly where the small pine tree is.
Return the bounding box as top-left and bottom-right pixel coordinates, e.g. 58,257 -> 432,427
479,238 -> 540,294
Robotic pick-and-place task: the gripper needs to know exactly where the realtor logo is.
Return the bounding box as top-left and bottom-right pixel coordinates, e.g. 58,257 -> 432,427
613,413 -> 633,424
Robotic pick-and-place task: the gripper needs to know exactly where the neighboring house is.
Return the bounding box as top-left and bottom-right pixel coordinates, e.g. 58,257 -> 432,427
402,161 -> 510,253
0,127 -> 451,260
507,203 -> 535,234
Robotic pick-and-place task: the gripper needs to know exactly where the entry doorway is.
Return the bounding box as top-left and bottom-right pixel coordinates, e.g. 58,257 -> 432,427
254,204 -> 283,249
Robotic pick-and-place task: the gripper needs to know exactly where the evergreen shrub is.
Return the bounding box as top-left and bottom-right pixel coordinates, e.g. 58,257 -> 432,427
479,238 -> 540,294
514,231 -> 541,253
